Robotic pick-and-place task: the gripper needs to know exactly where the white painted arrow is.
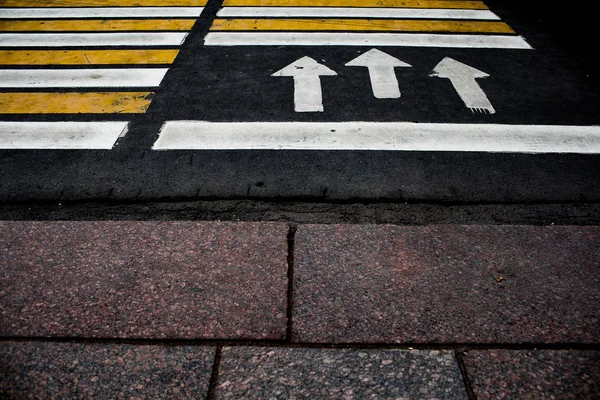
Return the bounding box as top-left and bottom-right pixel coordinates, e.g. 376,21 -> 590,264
345,48 -> 411,99
272,56 -> 337,112
430,57 -> 495,114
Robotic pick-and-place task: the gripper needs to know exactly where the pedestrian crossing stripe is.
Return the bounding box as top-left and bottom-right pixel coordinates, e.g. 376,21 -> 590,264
0,19 -> 197,32
0,93 -> 152,114
206,0 -> 531,49
217,8 -> 501,19
221,0 -> 488,9
0,121 -> 128,149
205,32 -> 530,48
0,2 -> 203,115
210,19 -> 514,34
0,32 -> 189,47
0,50 -> 180,65
0,0 -> 208,6
0,7 -> 205,18
0,69 -> 169,88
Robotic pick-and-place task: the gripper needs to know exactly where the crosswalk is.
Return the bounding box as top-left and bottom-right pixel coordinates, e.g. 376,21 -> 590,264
0,0 -> 204,149
0,121 -> 127,149
205,0 -> 532,48
1,1 -> 599,153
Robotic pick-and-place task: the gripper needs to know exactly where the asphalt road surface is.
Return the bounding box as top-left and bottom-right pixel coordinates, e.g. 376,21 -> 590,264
0,0 -> 598,207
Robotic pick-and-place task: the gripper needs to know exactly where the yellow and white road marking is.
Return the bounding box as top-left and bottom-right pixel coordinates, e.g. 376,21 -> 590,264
205,32 -> 531,48
0,0 -> 207,6
0,19 -> 197,31
0,121 -> 128,150
210,18 -> 514,33
208,0 -> 530,48
217,7 -> 501,19
0,1 -> 205,149
0,50 -> 180,65
0,7 -> 204,18
0,32 -> 189,47
0,92 -> 153,114
0,69 -> 168,88
221,0 -> 489,9
154,122 -> 600,154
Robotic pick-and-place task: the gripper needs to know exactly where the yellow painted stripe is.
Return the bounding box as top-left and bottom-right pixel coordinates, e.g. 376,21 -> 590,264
211,18 -> 514,33
0,92 -> 154,114
0,50 -> 179,65
0,49 -> 179,65
0,20 -> 196,32
222,0 -> 489,10
1,0 -> 208,6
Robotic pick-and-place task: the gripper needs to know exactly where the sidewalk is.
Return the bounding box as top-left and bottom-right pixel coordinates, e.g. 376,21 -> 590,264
1,221 -> 599,398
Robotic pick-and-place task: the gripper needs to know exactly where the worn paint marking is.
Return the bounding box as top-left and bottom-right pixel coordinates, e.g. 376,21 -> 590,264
154,121 -> 600,154
0,19 -> 196,32
345,48 -> 412,99
1,0 -> 208,6
272,56 -> 337,112
217,7 -> 501,20
0,7 -> 205,19
204,32 -> 532,48
0,121 -> 128,150
221,0 -> 489,10
0,68 -> 168,88
0,50 -> 179,65
0,32 -> 189,47
0,92 -> 153,114
431,57 -> 495,114
210,18 -> 513,33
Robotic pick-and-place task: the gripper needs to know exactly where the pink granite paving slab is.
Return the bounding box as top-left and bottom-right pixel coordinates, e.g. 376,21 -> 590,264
0,342 -> 215,399
293,225 -> 600,343
216,347 -> 468,399
462,350 -> 600,399
0,221 -> 288,339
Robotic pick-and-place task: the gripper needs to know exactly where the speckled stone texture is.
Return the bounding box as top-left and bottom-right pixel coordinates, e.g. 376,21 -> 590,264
294,225 -> 600,343
216,347 -> 468,399
462,350 -> 600,399
0,342 -> 215,399
0,221 -> 288,339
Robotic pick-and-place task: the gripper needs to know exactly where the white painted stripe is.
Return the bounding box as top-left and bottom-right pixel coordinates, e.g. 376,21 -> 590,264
217,7 -> 500,20
0,32 -> 188,47
153,121 -> 600,154
0,69 -> 168,88
0,121 -> 127,149
204,32 -> 533,49
0,7 -> 204,18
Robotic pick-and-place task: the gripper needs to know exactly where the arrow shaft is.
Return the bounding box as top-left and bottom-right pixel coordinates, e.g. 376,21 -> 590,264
446,77 -> 495,113
368,66 -> 400,99
292,74 -> 324,112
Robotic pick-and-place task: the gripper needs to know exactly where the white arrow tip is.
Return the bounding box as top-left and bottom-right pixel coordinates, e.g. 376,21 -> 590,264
272,56 -> 337,77
430,57 -> 489,79
345,48 -> 412,68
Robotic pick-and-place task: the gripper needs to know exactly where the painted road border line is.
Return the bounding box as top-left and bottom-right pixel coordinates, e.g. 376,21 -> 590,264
153,121 -> 600,154
0,19 -> 197,32
209,19 -> 514,33
221,0 -> 489,9
0,7 -> 205,19
0,121 -> 128,150
204,32 -> 532,48
0,0 -> 208,6
0,50 -> 180,65
0,92 -> 153,114
216,7 -> 501,20
0,69 -> 169,88
0,33 -> 189,47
